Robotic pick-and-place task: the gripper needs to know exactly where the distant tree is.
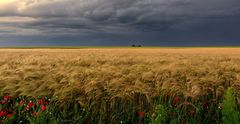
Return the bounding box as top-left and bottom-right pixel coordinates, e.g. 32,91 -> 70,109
138,45 -> 142,47
132,44 -> 136,47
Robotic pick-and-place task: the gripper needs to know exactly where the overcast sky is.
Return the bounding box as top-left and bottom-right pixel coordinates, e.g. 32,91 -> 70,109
0,0 -> 240,46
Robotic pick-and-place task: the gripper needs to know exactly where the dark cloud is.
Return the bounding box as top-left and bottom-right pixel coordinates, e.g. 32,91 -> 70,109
0,0 -> 240,46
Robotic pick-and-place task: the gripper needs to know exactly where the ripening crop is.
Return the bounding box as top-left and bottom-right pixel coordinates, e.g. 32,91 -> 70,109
0,48 -> 239,123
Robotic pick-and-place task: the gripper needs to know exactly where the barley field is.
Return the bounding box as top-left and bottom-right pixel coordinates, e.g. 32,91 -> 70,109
0,48 -> 240,123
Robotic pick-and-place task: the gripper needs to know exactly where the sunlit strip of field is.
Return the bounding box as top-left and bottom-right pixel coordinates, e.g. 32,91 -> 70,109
1,47 -> 240,55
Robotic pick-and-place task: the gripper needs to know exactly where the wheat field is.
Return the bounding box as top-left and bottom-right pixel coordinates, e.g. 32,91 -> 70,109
0,48 -> 240,123
1,48 -> 240,103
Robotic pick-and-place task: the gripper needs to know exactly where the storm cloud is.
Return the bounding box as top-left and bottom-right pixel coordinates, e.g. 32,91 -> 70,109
0,0 -> 240,46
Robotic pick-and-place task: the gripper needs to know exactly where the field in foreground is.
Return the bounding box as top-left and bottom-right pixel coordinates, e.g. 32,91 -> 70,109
0,48 -> 240,123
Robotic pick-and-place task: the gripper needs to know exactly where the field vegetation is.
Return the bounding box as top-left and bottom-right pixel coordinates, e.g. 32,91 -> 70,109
0,48 -> 240,123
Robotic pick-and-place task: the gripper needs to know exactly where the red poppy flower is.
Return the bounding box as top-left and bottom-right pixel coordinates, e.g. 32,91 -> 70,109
45,101 -> 49,105
172,96 -> 180,107
137,111 -> 145,117
4,95 -> 11,100
188,110 -> 195,117
1,100 -> 6,105
9,109 -> 13,113
37,99 -> 44,105
41,105 -> 46,111
0,111 -> 7,117
20,100 -> 25,105
27,102 -> 34,107
6,113 -> 14,118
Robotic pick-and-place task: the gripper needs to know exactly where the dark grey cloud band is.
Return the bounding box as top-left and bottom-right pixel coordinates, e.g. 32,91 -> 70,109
0,0 -> 240,46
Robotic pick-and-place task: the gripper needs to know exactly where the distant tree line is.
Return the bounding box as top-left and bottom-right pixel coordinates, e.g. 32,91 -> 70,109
131,44 -> 142,47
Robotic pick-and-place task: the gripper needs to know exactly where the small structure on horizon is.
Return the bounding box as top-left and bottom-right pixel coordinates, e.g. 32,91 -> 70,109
131,44 -> 142,47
